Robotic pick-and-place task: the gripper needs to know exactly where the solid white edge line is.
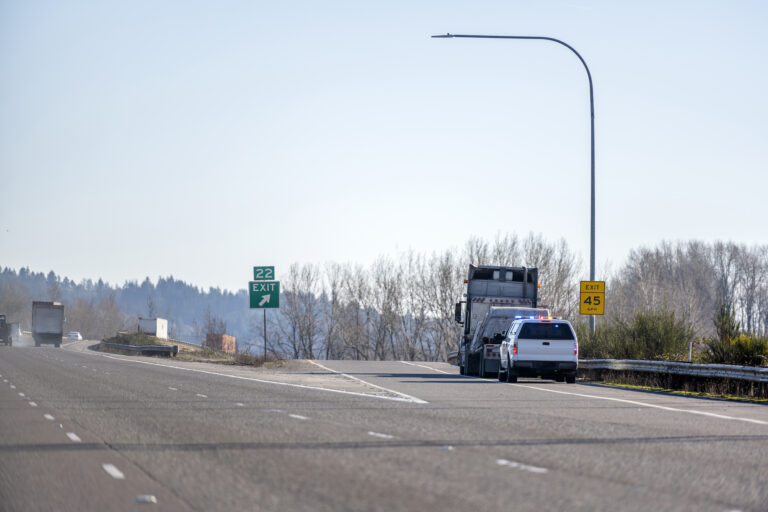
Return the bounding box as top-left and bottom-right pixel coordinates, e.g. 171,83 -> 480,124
442,365 -> 768,427
517,384 -> 768,425
66,432 -> 82,442
400,361 -> 452,374
87,352 -> 428,404
308,360 -> 428,404
102,463 -> 125,479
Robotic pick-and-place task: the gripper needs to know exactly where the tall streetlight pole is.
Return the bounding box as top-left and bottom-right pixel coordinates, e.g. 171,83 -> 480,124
433,33 -> 597,334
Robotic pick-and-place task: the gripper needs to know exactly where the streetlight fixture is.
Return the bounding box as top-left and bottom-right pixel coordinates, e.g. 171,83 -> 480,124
433,33 -> 597,333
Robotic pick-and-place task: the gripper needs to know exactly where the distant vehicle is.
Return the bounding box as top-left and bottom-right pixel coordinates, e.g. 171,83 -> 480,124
0,315 -> 10,346
498,318 -> 578,383
454,265 -> 540,377
32,301 -> 65,348
9,323 -> 20,344
66,331 -> 83,341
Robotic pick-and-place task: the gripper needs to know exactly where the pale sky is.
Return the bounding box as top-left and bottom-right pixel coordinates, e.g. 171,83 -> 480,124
1,1 -> 766,292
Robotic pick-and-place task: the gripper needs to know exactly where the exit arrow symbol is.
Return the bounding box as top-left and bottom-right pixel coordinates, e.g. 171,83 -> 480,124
259,295 -> 271,307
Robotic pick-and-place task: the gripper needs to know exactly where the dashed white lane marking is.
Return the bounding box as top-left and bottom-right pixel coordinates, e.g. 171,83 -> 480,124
518,385 -> 768,426
196,393 -> 208,398
102,464 -> 125,480
90,352 -> 428,404
29,402 -> 37,407
496,458 -> 548,474
368,431 -> 395,439
9,384 -> 16,389
264,409 -> 282,413
18,392 -> 25,397
134,495 -> 158,504
235,402 -> 244,407
289,414 -> 309,420
400,361 -> 452,374
44,414 -> 55,421
168,387 -> 178,391
66,432 -> 82,442
2,379 -> 6,382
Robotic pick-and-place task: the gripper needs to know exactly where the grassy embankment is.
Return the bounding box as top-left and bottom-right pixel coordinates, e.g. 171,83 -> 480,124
99,332 -> 281,367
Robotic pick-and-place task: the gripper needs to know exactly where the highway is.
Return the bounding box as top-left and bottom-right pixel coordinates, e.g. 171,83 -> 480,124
1,343 -> 767,511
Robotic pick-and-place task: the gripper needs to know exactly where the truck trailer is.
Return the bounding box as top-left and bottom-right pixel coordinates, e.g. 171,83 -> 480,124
0,315 -> 10,346
467,306 -> 551,377
455,265 -> 540,377
32,301 -> 64,348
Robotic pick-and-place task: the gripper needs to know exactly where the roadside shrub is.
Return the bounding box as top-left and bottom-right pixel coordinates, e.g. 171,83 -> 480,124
703,335 -> 768,366
701,302 -> 768,366
577,308 -> 693,360
104,332 -> 161,346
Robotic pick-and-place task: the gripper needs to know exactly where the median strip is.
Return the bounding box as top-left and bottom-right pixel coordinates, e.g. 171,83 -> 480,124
89,352 -> 429,404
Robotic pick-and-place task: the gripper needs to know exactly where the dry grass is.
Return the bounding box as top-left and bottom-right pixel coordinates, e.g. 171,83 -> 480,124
580,368 -> 768,400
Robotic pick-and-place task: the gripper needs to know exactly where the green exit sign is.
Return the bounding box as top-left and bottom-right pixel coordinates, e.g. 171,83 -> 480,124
249,281 -> 280,309
253,266 -> 275,280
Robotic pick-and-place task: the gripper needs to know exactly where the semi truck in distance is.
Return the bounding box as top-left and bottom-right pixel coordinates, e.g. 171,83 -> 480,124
467,306 -> 551,377
32,301 -> 64,348
455,265 -> 541,377
0,315 -> 10,346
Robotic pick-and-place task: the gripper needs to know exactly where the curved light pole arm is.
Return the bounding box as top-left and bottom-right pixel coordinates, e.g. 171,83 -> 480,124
433,33 -> 596,331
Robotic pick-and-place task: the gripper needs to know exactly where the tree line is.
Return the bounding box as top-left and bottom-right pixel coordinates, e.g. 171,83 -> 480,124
2,236 -> 766,363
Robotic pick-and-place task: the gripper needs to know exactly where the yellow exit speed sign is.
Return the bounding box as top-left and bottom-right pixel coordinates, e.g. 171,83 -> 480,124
580,281 -> 605,315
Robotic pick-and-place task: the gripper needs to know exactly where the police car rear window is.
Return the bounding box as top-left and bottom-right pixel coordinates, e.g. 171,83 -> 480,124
518,323 -> 575,340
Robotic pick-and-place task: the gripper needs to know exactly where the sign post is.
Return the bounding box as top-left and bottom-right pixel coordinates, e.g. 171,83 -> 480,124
250,268 -> 279,358
579,281 -> 605,316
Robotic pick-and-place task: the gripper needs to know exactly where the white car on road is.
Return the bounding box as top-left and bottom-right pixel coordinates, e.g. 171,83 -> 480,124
498,318 -> 578,383
66,331 -> 83,341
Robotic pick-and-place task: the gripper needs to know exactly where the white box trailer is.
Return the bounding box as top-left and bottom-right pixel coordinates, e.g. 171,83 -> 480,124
138,317 -> 168,339
32,301 -> 64,347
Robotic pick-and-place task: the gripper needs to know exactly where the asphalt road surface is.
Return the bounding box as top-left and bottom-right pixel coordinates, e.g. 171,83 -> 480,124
1,343 -> 767,512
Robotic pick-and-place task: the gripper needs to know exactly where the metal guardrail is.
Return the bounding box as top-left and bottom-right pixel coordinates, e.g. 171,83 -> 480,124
100,342 -> 178,357
445,352 -> 766,382
578,359 -> 768,383
165,337 -> 203,351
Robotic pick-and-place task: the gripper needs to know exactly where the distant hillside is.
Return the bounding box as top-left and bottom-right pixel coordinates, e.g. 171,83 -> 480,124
0,267 -> 254,345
